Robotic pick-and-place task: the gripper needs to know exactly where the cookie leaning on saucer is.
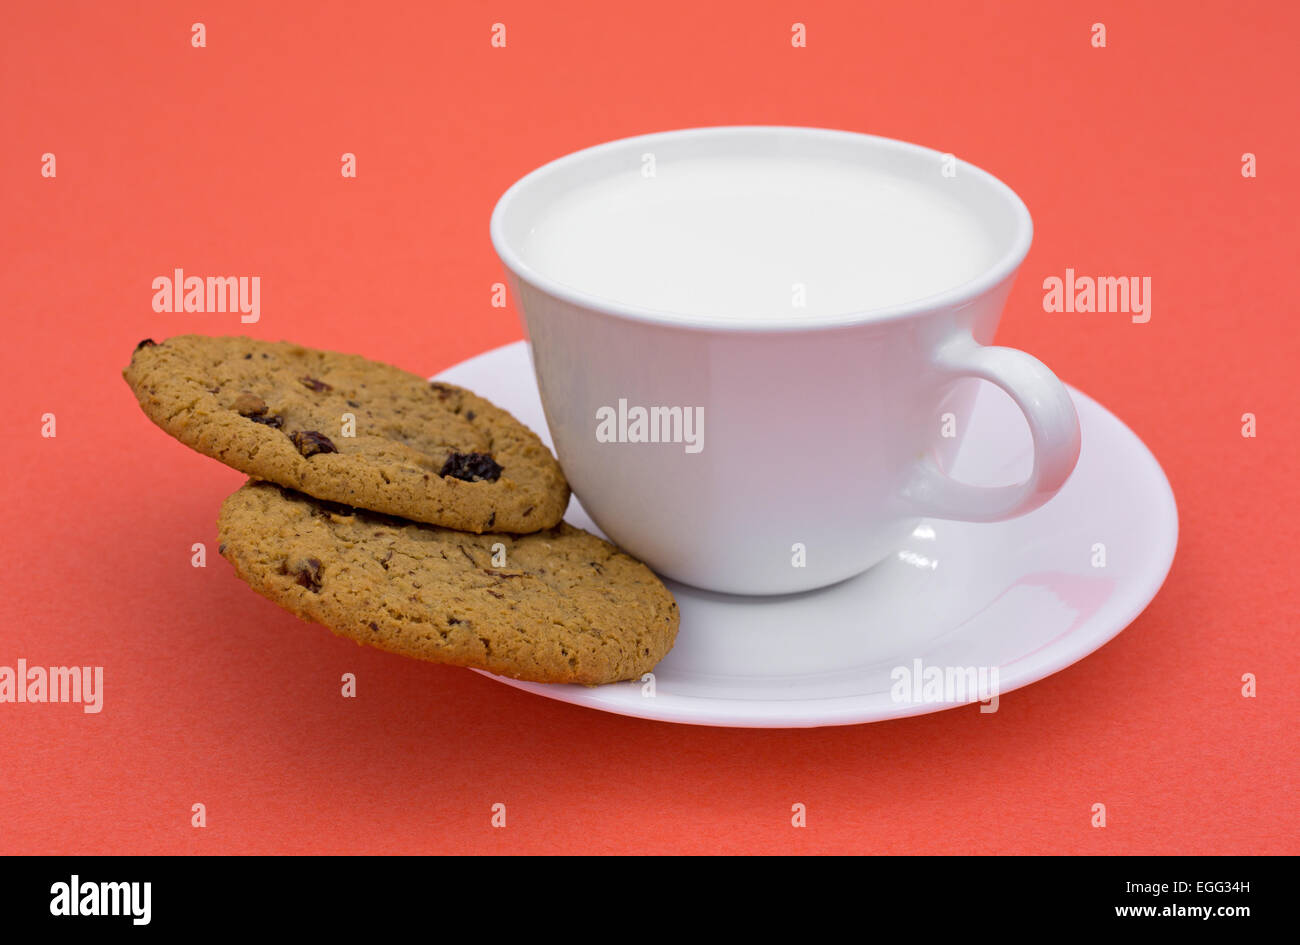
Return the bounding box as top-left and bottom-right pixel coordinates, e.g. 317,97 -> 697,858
123,336 -> 568,533
217,481 -> 679,685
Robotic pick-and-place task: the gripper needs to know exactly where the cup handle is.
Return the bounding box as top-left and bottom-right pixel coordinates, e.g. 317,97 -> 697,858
902,333 -> 1081,522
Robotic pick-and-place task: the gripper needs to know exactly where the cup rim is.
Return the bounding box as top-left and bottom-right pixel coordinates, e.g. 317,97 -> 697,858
489,125 -> 1034,333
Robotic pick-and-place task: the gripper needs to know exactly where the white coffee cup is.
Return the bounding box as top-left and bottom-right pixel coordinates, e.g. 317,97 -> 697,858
491,126 -> 1080,594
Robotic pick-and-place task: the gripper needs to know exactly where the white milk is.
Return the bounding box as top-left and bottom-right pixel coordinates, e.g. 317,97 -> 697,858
520,155 -> 999,320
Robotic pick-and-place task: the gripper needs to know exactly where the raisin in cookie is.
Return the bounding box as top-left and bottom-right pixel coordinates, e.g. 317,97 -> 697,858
217,481 -> 678,685
124,336 -> 568,533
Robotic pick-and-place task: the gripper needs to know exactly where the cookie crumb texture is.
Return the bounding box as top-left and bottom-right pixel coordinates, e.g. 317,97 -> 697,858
123,336 -> 568,533
217,482 -> 679,685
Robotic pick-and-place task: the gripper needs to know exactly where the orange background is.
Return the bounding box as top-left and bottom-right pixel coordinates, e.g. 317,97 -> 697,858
1,1 -> 1295,854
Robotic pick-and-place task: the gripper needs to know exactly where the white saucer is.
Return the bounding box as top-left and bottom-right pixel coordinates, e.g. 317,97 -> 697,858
435,342 -> 1177,728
